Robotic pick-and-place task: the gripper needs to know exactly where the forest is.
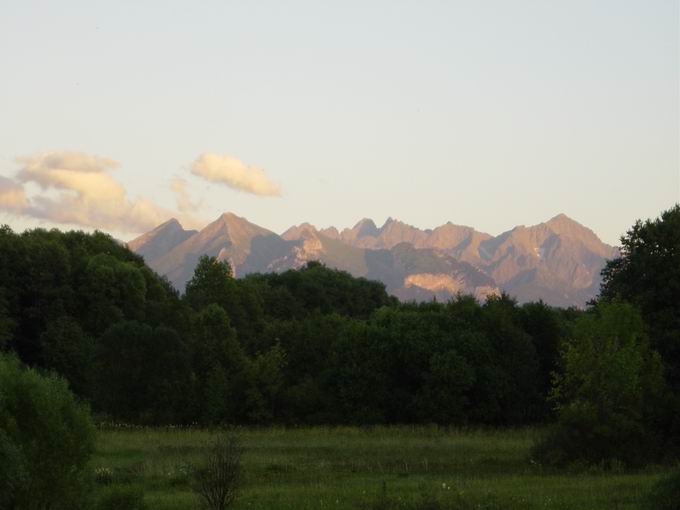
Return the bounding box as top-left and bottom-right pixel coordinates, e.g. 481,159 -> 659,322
1,204 -> 679,509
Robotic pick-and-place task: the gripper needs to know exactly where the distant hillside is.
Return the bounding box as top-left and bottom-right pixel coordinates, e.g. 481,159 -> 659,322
129,212 -> 618,307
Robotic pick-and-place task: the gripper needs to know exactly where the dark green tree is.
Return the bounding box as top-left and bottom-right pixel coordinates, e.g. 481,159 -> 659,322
600,204 -> 680,391
93,321 -> 193,423
185,256 -> 265,349
15,234 -> 73,365
482,294 -> 542,424
245,342 -> 287,423
0,288 -> 14,350
82,254 -> 147,336
329,319 -> 389,424
185,256 -> 236,311
520,301 -> 565,418
41,316 -> 94,397
192,304 -> 249,424
533,301 -> 666,466
420,349 -> 476,423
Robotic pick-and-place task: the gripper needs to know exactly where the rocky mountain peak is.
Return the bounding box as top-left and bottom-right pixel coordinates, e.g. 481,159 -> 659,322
381,217 -> 397,229
340,218 -> 379,243
353,218 -> 379,237
281,223 -> 319,241
319,226 -> 340,239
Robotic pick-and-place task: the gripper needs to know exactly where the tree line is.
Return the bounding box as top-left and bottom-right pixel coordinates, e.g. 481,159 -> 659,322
1,204 -> 679,466
0,225 -> 570,427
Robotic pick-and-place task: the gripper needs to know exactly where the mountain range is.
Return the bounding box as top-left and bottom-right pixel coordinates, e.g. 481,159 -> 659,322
128,212 -> 618,308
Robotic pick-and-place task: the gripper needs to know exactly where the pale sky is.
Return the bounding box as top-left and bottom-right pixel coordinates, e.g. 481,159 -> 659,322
0,0 -> 678,245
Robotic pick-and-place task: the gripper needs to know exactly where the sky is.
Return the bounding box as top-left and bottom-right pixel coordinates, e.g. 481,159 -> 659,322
0,0 -> 678,245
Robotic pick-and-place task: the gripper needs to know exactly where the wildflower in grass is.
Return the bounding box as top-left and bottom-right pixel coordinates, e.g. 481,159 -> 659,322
94,467 -> 114,485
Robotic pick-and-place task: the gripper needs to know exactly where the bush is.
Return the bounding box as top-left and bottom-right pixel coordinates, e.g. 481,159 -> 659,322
0,353 -> 95,509
642,470 -> 680,510
190,434 -> 243,510
96,486 -> 148,510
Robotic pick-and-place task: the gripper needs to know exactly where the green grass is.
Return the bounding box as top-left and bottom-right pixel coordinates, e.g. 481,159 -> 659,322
91,426 -> 667,509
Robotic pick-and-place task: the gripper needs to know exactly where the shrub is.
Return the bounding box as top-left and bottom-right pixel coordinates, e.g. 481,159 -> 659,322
96,486 -> 148,510
642,470 -> 680,510
0,352 -> 95,509
190,434 -> 243,510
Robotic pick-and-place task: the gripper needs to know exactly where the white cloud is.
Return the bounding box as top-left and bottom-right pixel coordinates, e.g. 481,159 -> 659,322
1,150 -> 204,233
0,176 -> 28,213
191,153 -> 281,197
17,152 -> 126,206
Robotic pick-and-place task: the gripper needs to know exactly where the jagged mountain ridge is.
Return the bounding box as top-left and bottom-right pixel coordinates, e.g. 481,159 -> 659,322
129,212 -> 617,307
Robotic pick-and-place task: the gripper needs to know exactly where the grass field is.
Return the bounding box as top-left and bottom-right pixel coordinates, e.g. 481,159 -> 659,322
92,426 -> 667,509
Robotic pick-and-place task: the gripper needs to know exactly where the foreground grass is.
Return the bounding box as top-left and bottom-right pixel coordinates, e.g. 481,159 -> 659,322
92,426 -> 666,509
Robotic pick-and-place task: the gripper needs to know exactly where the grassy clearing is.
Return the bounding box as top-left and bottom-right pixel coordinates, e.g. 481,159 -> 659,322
92,426 -> 666,509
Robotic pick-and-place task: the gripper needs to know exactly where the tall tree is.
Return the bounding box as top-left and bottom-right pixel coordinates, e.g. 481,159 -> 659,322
534,301 -> 666,466
600,205 -> 680,391
41,316 -> 94,397
0,289 -> 14,350
184,256 -> 236,311
93,321 -> 193,423
192,304 -> 249,424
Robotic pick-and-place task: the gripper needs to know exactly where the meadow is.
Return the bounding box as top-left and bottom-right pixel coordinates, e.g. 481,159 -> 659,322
92,426 -> 667,509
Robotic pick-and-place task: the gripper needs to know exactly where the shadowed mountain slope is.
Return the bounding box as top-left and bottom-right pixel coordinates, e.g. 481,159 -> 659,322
128,218 -> 197,263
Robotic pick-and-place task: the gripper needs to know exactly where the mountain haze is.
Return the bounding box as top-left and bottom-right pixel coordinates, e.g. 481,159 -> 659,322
129,212 -> 617,307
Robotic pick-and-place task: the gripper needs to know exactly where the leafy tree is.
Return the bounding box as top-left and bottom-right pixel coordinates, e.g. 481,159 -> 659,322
248,261 -> 394,320
245,342 -> 287,423
93,321 -> 193,423
533,301 -> 666,466
185,256 -> 236,311
325,319 -> 388,424
192,305 -> 242,374
185,256 -> 265,349
520,301 -> 565,418
600,204 -> 680,391
420,349 -> 476,424
482,294 -> 541,424
232,279 -> 268,353
0,353 -> 95,509
139,266 -> 189,334
41,316 -> 94,397
192,305 -> 249,424
0,288 -> 14,350
82,254 -> 147,336
202,365 -> 232,425
14,234 -> 73,365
